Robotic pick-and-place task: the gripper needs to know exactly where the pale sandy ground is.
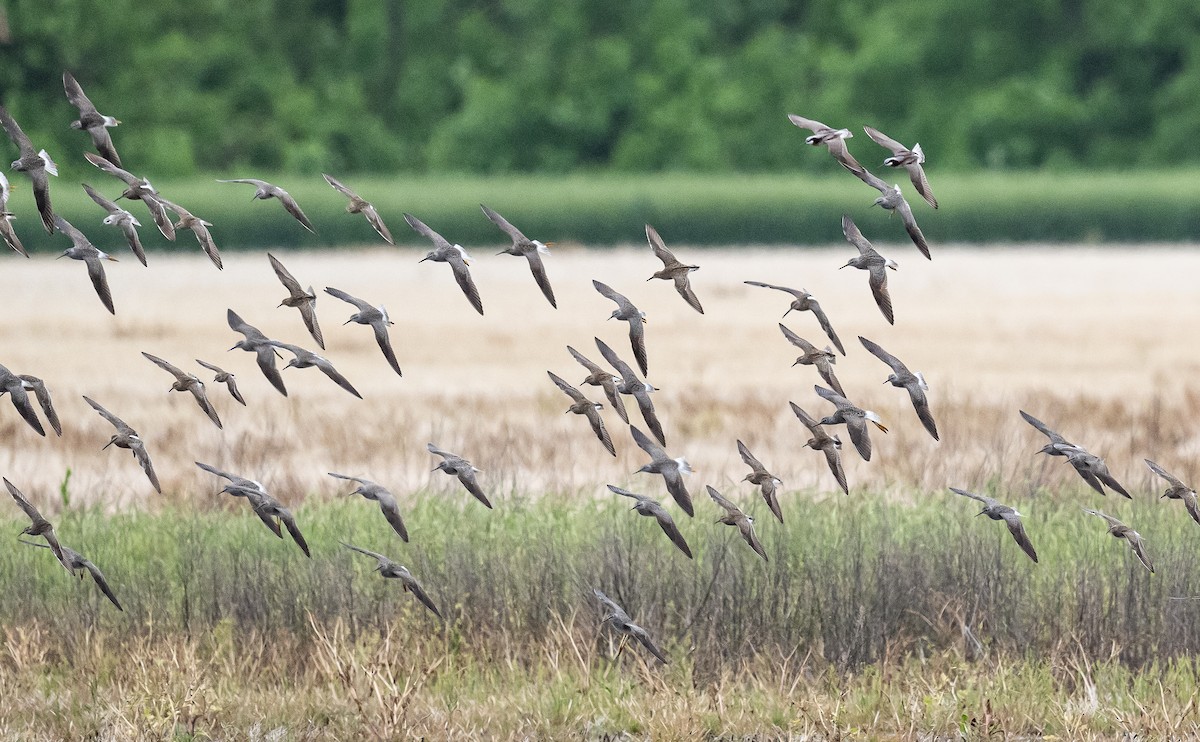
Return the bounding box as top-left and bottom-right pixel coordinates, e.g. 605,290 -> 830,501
1,240 -> 1198,511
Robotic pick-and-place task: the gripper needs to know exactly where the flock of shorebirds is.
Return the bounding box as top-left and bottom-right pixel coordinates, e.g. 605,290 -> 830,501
0,75 -> 1189,666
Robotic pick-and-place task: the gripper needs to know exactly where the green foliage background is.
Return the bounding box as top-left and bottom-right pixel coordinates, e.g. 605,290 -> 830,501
3,0 -> 1199,176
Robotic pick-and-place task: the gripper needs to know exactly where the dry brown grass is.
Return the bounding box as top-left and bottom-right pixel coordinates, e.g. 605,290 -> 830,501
2,243 -> 1199,510
3,616 -> 1200,740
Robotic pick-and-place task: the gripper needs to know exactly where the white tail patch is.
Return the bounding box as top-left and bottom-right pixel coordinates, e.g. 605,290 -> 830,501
38,150 -> 58,176
534,241 -> 550,255
676,458 -> 693,474
916,371 -> 928,391
913,143 -> 925,163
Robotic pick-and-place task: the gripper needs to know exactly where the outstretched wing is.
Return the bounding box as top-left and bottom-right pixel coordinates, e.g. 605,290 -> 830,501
82,557 -> 124,610
480,203 -> 527,243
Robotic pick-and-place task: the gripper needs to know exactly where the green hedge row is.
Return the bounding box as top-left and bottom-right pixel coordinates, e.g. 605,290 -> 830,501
4,170 -> 1199,253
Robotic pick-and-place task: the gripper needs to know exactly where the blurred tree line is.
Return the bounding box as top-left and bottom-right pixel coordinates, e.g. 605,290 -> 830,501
1,0 -> 1198,176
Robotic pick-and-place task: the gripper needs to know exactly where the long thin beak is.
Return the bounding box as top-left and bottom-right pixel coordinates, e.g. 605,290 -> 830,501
791,359 -> 801,367
839,262 -> 851,269
495,250 -> 506,256
882,378 -> 890,384
872,421 -> 889,433
101,440 -> 114,450
782,308 -> 792,318
342,319 -> 352,325
55,254 -> 65,260
106,255 -> 119,262
228,344 -> 238,352
418,256 -> 429,263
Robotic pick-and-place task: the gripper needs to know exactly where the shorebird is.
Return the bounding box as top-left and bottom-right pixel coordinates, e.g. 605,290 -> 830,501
83,152 -> 175,240
221,480 -> 310,558
1020,410 -> 1130,497
779,323 -> 844,397
324,287 -> 402,376
814,385 -> 887,462
63,72 -> 121,166
790,402 -> 848,494
645,224 -> 702,314
160,198 -> 221,269
83,395 -> 160,494
852,166 -> 932,260
607,485 -> 692,558
630,425 -> 693,517
16,374 -> 60,437
593,589 -> 668,664
592,280 -> 649,376
52,214 -> 118,314
323,174 -> 393,244
82,183 -> 145,265
141,352 -> 223,429
195,461 -> 283,539
744,282 -> 845,355
949,487 -> 1037,563
707,486 -> 768,562
1145,459 -> 1200,526
840,215 -> 897,325
328,473 -> 409,541
267,253 -> 323,349
227,309 -> 288,397
548,371 -> 615,456
0,105 -> 56,233
342,543 -> 441,618
482,204 -> 556,308
1082,508 -> 1153,573
859,336 -> 938,440
0,365 -> 49,436
6,477 -> 64,565
196,359 -> 246,405
737,440 -> 783,523
0,172 -> 27,257
404,213 -> 484,315
595,337 -> 665,447
428,443 -> 492,509
21,540 -> 122,610
267,341 -> 361,399
786,114 -> 866,175
863,126 -> 937,209
1063,448 -> 1132,498
217,178 -> 315,233
567,346 -> 627,423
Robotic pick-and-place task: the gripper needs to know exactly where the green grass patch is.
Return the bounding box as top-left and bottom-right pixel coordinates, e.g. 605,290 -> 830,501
6,169 -> 1200,254
3,489 -> 1199,667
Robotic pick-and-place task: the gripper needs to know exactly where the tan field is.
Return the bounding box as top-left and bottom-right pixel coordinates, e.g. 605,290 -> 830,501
2,241 -> 1199,510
